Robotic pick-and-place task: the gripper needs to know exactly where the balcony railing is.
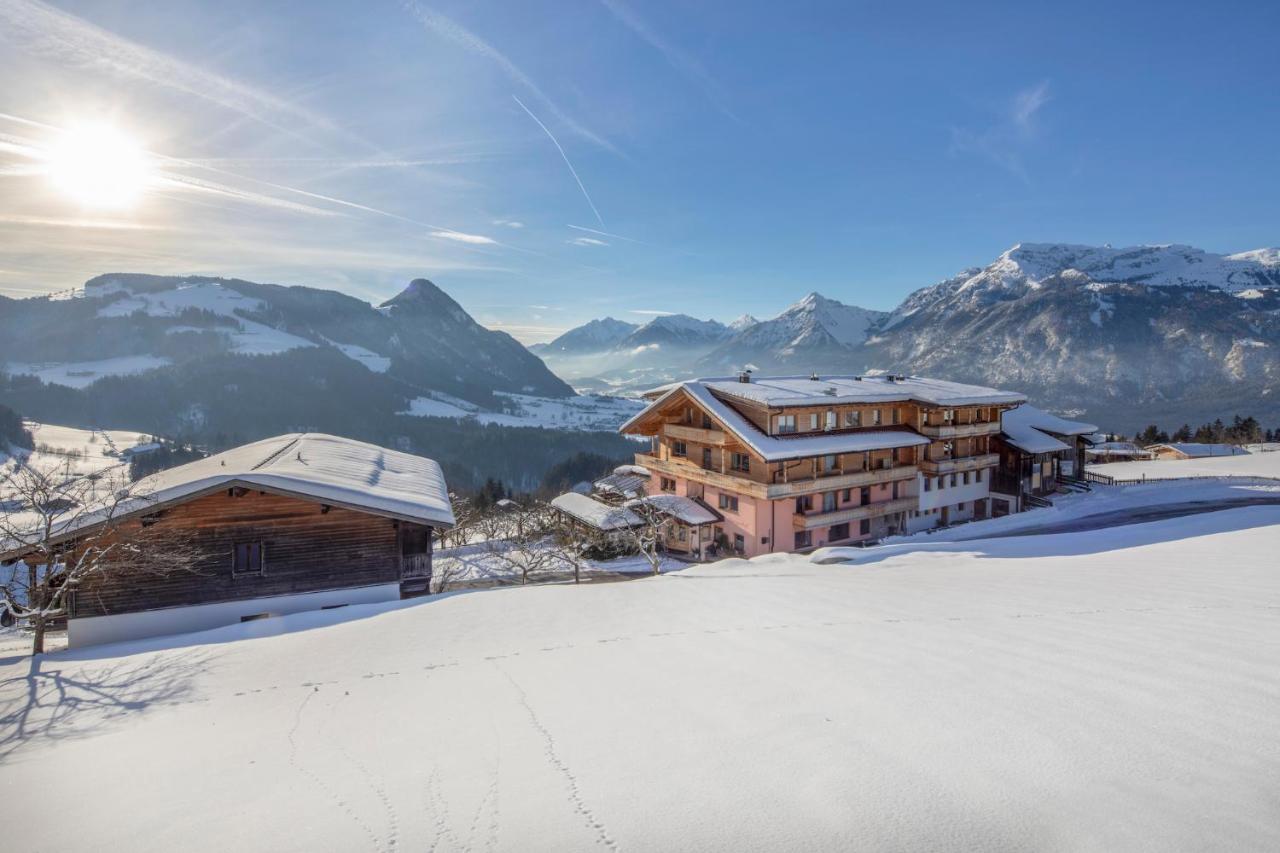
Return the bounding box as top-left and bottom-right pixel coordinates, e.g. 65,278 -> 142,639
766,465 -> 918,499
664,424 -> 727,445
919,453 -> 999,476
638,453 -> 919,500
917,421 -> 1001,439
792,496 -> 918,530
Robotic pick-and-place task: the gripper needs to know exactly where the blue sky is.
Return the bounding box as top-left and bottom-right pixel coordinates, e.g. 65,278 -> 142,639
0,0 -> 1276,341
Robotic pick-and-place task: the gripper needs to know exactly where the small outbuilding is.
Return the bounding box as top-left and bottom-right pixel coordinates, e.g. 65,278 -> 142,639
1147,443 -> 1249,460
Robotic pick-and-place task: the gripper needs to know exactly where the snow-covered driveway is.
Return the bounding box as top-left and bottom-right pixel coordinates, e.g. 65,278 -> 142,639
2,508 -> 1279,851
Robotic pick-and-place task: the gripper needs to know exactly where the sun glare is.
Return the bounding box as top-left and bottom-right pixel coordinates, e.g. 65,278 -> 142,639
46,123 -> 153,210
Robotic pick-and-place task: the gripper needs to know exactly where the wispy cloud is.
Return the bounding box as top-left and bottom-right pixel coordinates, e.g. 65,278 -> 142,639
513,95 -> 605,227
570,236 -> 608,246
629,309 -> 674,316
399,0 -> 616,153
568,223 -> 643,244
493,219 -> 524,228
431,229 -> 496,245
0,0 -> 335,135
598,0 -> 739,122
949,80 -> 1051,181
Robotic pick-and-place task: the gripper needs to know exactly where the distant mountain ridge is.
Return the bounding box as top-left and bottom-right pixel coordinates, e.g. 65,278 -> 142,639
538,242 -> 1280,426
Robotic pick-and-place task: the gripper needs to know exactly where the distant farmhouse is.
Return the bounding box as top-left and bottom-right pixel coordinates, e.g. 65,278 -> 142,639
1147,443 -> 1249,460
1,434 -> 454,647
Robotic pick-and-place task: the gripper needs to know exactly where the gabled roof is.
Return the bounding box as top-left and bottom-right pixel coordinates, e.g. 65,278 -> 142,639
620,382 -> 929,462
1149,443 -> 1249,458
1000,404 -> 1097,454
550,492 -> 641,531
4,434 -> 454,554
629,494 -> 721,525
646,375 -> 1026,408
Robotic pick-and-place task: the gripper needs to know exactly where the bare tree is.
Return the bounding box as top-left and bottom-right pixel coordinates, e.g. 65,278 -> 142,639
621,496 -> 672,575
481,502 -> 558,585
546,520 -> 596,584
0,459 -> 206,654
441,493 -> 476,549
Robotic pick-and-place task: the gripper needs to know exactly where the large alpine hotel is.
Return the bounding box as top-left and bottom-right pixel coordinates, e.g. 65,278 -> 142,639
620,373 -> 1029,557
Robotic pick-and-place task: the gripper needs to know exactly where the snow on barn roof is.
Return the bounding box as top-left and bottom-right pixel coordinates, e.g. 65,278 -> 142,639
621,381 -> 930,462
647,375 -> 1026,408
5,434 -> 455,552
1150,443 -> 1250,458
550,492 -> 641,531
593,472 -> 647,499
1000,404 -> 1097,455
1086,441 -> 1151,458
628,494 -> 720,525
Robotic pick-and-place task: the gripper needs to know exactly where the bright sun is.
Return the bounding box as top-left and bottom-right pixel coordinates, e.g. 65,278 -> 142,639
46,123 -> 154,210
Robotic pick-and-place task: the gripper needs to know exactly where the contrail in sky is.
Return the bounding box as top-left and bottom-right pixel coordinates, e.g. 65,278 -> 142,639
512,95 -> 604,227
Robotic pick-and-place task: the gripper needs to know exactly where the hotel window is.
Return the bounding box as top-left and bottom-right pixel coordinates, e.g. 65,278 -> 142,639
923,477 -> 932,492
702,448 -> 713,469
733,533 -> 745,554
702,412 -> 713,429
718,493 -> 739,512
830,522 -> 850,541
859,486 -> 871,504
845,410 -> 861,427
825,409 -> 836,430
950,473 -> 958,488
891,408 -> 900,425
859,519 -> 871,536
943,409 -> 955,422
795,530 -> 812,549
672,440 -> 687,457
776,414 -> 797,434
975,469 -> 983,483
660,477 -> 676,493
841,488 -> 852,502
795,495 -> 813,513
820,454 -> 838,473
233,542 -> 265,576
921,410 -> 929,425
962,471 -> 970,485
809,413 -> 820,430
892,481 -> 899,499
823,491 -> 837,512
871,409 -> 881,426
731,452 -> 751,473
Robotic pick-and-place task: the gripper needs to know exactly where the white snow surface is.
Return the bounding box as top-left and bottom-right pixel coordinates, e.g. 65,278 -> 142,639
549,492 -> 641,530
2,504 -> 1279,851
1097,448 -> 1280,481
3,355 -> 172,388
404,392 -> 644,432
688,374 -> 1026,408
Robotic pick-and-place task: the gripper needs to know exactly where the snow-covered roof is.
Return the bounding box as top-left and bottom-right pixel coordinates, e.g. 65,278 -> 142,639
6,435 -> 455,552
628,494 -> 720,526
1086,442 -> 1151,458
1150,443 -> 1249,458
550,492 -> 641,531
593,472 -> 647,499
649,375 -> 1026,408
1000,404 -> 1097,454
613,464 -> 651,477
621,381 -> 931,462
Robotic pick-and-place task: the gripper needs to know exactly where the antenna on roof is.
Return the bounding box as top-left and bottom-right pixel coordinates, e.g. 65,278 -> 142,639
809,372 -> 820,381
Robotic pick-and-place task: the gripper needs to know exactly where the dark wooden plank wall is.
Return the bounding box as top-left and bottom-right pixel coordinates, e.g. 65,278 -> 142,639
70,489 -> 432,618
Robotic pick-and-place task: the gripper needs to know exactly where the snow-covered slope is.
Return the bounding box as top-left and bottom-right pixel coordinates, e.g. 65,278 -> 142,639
728,313 -> 759,331
3,505 -> 1279,850
614,313 -> 732,351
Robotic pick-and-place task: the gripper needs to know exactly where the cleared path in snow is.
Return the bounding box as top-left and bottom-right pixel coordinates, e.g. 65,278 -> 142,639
968,494 -> 1280,539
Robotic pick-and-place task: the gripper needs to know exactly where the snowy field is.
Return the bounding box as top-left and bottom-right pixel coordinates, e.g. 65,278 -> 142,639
2,507 -> 1279,851
3,421 -> 156,478
403,391 -> 644,432
3,355 -> 173,389
1093,449 -> 1280,481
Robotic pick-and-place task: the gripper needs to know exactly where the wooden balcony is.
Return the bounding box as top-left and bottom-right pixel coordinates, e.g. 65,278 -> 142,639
765,465 -> 918,499
664,424 -> 727,445
919,453 -> 999,476
917,421 -> 1001,439
792,496 -> 917,530
638,453 -> 918,501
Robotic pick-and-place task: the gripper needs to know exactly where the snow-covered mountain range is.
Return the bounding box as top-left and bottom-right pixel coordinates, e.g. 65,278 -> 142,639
541,242 -> 1280,426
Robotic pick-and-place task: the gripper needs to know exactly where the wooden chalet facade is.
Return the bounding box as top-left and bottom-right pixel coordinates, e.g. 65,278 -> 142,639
619,374 -> 1025,555
991,405 -> 1097,512
3,434 -> 454,648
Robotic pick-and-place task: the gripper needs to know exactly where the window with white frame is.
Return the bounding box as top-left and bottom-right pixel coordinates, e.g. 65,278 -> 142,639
776,414 -> 797,434
845,409 -> 861,427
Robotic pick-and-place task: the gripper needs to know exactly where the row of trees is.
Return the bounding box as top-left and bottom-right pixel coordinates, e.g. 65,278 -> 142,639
1130,415 -> 1276,447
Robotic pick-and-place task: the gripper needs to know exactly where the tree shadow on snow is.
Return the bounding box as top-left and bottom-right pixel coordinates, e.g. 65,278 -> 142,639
0,649 -> 212,763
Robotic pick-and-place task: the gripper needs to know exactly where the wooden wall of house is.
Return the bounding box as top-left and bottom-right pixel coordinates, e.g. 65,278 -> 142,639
69,490 -> 428,619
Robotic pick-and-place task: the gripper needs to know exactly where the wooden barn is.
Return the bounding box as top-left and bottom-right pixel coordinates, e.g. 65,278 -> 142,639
2,434 -> 454,648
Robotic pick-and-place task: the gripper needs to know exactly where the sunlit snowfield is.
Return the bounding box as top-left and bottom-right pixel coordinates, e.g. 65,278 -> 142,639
2,507 -> 1279,852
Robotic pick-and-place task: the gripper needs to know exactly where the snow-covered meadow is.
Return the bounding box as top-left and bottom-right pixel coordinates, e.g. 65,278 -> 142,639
1093,447 -> 1280,481
403,390 -> 644,432
2,504 -> 1278,851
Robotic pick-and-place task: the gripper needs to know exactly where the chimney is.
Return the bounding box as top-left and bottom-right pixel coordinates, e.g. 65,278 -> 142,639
737,369 -> 752,383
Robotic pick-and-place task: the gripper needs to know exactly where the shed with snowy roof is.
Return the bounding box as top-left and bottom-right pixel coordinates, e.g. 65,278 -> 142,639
1,433 -> 455,648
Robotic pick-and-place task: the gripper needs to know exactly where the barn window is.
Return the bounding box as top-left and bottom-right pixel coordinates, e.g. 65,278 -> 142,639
232,542 -> 265,575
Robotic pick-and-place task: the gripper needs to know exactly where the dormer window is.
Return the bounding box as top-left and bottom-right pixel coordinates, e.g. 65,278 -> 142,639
808,413 -> 819,430
871,409 -> 881,426
844,410 -> 861,427
824,409 -> 836,431
775,414 -> 797,434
